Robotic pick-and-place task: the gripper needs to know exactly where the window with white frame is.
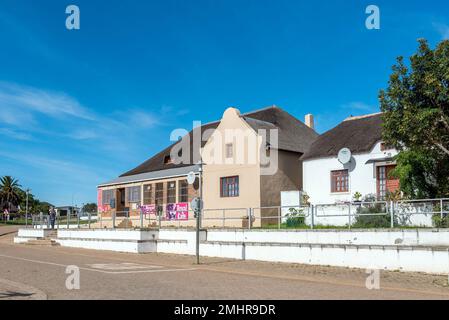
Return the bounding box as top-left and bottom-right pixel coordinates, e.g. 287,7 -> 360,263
126,186 -> 141,203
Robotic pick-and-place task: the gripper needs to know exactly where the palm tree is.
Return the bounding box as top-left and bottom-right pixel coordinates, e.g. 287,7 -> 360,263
0,176 -> 21,212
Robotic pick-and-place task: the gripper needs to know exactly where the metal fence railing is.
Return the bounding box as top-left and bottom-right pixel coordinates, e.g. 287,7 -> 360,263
26,198 -> 449,230
30,212 -> 99,229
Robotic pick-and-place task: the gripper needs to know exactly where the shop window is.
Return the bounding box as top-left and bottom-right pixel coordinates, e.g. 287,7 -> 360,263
167,181 -> 176,204
143,184 -> 154,205
102,189 -> 115,206
178,180 -> 189,203
155,183 -> 164,211
126,186 -> 141,203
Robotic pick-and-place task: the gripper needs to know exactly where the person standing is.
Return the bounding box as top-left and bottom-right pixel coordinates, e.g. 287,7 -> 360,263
3,209 -> 8,223
49,207 -> 57,230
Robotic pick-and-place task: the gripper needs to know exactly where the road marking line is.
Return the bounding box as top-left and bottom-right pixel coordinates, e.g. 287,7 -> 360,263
9,243 -> 196,270
86,263 -> 162,271
0,254 -> 196,275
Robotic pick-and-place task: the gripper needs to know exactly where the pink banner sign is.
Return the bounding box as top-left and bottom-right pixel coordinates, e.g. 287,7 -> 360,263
140,205 -> 156,215
165,203 -> 189,221
176,203 -> 189,221
97,189 -> 102,210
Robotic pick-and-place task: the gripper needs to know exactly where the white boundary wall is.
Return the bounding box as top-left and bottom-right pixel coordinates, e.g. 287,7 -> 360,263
206,229 -> 449,246
200,242 -> 449,274
14,228 -> 449,274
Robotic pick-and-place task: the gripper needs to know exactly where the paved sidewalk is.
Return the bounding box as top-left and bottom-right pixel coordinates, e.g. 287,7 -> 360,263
0,278 -> 47,300
0,225 -> 20,237
1,232 -> 449,299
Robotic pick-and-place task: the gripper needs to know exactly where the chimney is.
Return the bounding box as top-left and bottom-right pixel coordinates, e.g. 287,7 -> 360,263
305,114 -> 315,130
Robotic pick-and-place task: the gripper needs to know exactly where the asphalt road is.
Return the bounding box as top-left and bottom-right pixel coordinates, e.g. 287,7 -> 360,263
1,228 -> 449,300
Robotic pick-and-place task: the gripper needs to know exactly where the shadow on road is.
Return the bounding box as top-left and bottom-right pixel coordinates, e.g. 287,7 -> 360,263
0,291 -> 33,299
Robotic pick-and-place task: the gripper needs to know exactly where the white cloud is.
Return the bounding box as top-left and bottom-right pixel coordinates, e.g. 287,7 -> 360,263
124,110 -> 160,128
0,105 -> 36,126
0,128 -> 33,141
433,23 -> 449,40
0,82 -> 169,146
0,82 -> 94,121
0,150 -> 105,185
341,102 -> 378,113
67,129 -> 99,140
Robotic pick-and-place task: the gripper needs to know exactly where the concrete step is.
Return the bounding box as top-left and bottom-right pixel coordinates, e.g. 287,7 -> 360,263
25,239 -> 60,246
117,219 -> 133,229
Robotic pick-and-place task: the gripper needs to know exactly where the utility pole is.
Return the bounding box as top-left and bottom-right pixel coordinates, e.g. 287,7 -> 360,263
199,160 -> 203,229
25,188 -> 30,228
188,160 -> 204,266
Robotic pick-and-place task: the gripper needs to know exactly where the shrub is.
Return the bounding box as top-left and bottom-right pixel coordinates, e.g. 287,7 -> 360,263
285,207 -> 306,228
353,192 -> 362,202
432,215 -> 449,228
431,203 -> 449,228
352,195 -> 393,228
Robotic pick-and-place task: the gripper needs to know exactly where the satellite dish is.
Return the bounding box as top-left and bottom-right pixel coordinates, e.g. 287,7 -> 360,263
187,171 -> 196,185
338,148 -> 352,164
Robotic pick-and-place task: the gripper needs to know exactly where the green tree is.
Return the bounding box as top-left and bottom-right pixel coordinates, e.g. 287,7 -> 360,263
33,201 -> 53,214
380,39 -> 449,198
0,176 -> 21,211
83,203 -> 97,213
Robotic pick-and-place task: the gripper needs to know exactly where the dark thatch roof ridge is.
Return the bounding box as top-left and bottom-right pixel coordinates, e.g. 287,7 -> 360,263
120,106 -> 319,177
300,113 -> 384,161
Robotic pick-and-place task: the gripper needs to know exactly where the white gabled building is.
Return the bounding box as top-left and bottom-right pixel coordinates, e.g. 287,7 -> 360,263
301,113 -> 399,206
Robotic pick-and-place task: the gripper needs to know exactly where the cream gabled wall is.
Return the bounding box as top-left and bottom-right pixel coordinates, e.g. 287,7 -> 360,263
202,108 -> 262,211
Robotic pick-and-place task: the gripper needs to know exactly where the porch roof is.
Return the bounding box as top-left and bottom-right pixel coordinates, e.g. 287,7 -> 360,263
98,164 -> 199,188
365,157 -> 395,165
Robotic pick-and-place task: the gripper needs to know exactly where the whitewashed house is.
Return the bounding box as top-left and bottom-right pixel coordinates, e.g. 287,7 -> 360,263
301,113 -> 402,226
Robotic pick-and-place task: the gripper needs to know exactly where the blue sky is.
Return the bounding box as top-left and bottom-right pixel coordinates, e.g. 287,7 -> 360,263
0,0 -> 448,206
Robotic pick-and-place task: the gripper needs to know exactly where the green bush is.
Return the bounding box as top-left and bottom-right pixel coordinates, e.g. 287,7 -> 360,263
432,215 -> 449,228
432,203 -> 449,228
285,208 -> 306,228
352,202 -> 392,229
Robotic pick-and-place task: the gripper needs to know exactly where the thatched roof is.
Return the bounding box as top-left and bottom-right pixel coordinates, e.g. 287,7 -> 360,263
120,106 -> 318,177
301,113 -> 383,161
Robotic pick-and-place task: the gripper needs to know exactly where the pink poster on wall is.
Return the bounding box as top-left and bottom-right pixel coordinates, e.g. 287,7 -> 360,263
97,189 -> 106,213
140,205 -> 156,215
176,203 -> 189,221
97,190 -> 111,213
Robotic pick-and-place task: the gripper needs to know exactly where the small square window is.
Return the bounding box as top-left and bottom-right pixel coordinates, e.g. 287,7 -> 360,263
220,176 -> 239,197
331,170 -> 349,193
